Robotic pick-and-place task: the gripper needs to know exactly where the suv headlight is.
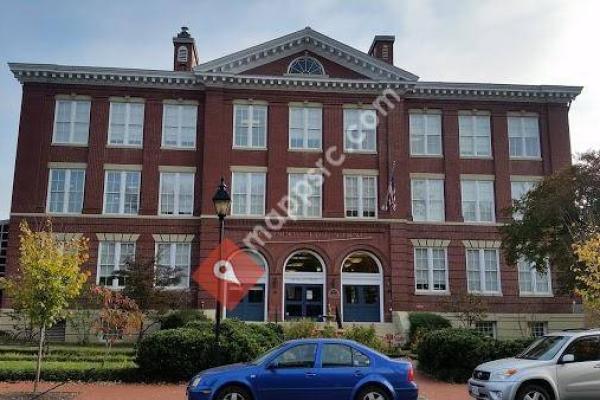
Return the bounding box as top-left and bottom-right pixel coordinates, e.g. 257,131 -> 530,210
490,368 -> 519,381
190,375 -> 202,387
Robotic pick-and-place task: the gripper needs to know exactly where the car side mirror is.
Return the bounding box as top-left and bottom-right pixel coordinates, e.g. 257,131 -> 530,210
267,362 -> 279,370
561,354 -> 575,364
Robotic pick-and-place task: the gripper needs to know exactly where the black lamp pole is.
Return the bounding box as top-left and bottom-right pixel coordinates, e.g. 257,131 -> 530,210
212,177 -> 231,349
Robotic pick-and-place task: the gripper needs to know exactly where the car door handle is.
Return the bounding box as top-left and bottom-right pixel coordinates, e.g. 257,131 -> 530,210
354,370 -> 364,376
305,372 -> 317,377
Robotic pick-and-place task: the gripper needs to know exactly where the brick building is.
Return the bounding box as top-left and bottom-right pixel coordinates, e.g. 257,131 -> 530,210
4,27 -> 584,338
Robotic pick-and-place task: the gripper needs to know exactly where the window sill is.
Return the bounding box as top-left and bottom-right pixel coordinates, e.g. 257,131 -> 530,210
468,292 -> 503,297
107,144 -> 143,149
288,148 -> 323,153
519,293 -> 554,298
160,146 -> 197,151
510,156 -> 543,161
415,291 -> 451,296
157,214 -> 195,218
460,155 -> 493,160
51,142 -> 88,147
410,154 -> 443,158
462,220 -> 497,225
102,213 -> 140,217
230,214 -> 266,218
46,211 -> 83,216
344,216 -> 378,220
232,146 -> 267,151
412,218 -> 446,223
344,150 -> 377,155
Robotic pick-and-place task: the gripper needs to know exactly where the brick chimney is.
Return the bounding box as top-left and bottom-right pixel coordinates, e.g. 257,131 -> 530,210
173,26 -> 199,71
368,35 -> 395,65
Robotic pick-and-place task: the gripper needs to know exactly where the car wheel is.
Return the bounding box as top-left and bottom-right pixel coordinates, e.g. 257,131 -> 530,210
215,385 -> 252,400
356,385 -> 390,400
516,384 -> 552,400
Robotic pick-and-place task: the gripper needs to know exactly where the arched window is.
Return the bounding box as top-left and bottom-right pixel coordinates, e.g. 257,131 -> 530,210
287,56 -> 325,75
341,251 -> 383,323
177,46 -> 189,62
283,250 -> 326,320
226,249 -> 268,322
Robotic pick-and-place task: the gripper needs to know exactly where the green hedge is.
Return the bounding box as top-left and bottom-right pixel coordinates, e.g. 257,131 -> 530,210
408,312 -> 452,345
416,328 -> 534,382
136,320 -> 284,381
0,360 -> 139,382
159,309 -> 210,330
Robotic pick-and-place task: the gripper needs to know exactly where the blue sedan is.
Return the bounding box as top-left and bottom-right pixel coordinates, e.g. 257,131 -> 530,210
187,338 -> 418,400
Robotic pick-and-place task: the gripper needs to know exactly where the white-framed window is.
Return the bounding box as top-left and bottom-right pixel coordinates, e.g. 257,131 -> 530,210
508,115 -> 541,158
459,112 -> 491,157
518,259 -> 552,296
108,102 -> 144,146
234,104 -> 267,149
530,321 -> 548,337
103,170 -> 141,215
409,110 -> 442,156
159,172 -> 194,215
97,241 -> 135,289
411,178 -> 445,222
47,168 -> 85,214
289,106 -> 322,150
156,242 -> 191,288
53,99 -> 91,145
461,179 -> 495,222
414,247 -> 448,293
162,104 -> 197,149
288,173 -> 322,218
475,321 -> 497,338
344,175 -> 377,218
466,248 -> 501,295
231,171 -> 266,216
343,109 -> 377,152
511,179 -> 538,219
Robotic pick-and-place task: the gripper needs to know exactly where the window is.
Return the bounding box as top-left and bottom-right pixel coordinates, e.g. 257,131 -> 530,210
518,259 -> 552,296
321,344 -> 371,368
53,99 -> 91,145
344,175 -> 377,218
344,109 -> 377,152
289,106 -> 322,150
103,170 -> 141,215
156,242 -> 191,288
511,179 -> 538,219
272,344 -> 317,368
159,172 -> 194,215
414,247 -> 448,293
475,321 -> 497,338
108,102 -> 144,146
231,172 -> 266,216
530,322 -> 548,338
162,104 -> 197,148
466,248 -> 501,294
47,168 -> 85,214
461,179 -> 495,222
410,111 -> 442,156
97,241 -> 135,289
508,115 -> 541,158
411,178 -> 445,222
289,173 -> 322,218
459,112 -> 491,157
563,336 -> 600,363
287,56 -> 325,75
234,104 -> 267,149
177,46 -> 188,62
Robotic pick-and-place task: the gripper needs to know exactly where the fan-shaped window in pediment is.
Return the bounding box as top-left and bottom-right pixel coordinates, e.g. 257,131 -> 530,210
287,56 -> 325,75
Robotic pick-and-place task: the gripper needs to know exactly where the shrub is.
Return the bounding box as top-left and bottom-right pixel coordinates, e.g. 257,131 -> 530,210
159,309 -> 210,330
416,328 -> 534,382
0,360 -> 139,382
283,319 -> 318,340
408,312 -> 452,345
342,325 -> 384,351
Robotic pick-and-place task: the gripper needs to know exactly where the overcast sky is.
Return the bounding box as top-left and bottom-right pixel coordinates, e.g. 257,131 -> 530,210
0,0 -> 598,219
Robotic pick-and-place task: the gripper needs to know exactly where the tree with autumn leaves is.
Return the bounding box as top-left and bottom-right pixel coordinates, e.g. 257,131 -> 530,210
0,221 -> 89,392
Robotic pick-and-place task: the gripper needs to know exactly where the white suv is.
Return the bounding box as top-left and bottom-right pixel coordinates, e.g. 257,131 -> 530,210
468,329 -> 600,400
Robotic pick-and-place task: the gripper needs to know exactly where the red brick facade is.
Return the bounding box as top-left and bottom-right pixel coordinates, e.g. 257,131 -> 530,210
4,28 -> 581,325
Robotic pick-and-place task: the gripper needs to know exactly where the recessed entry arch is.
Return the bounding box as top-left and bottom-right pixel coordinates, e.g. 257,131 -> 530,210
282,249 -> 326,321
340,251 -> 384,323
225,248 -> 269,322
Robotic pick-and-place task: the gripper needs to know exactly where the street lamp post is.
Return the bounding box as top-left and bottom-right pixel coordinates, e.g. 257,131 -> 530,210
212,177 -> 231,348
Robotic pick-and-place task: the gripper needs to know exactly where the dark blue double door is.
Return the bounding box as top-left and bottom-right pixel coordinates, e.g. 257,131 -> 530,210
227,285 -> 265,322
343,285 -> 381,322
285,284 -> 324,320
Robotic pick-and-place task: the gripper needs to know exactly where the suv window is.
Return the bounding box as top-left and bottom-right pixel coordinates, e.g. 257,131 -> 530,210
273,344 -> 317,368
563,335 -> 600,363
321,344 -> 371,368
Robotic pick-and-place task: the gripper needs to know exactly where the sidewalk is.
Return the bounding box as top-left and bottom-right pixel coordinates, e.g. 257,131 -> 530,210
0,372 -> 468,400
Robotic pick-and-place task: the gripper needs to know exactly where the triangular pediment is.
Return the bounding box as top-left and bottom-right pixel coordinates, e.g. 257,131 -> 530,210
195,27 -> 418,82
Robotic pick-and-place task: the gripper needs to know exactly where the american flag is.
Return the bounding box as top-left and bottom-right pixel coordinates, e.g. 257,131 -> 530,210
382,161 -> 398,212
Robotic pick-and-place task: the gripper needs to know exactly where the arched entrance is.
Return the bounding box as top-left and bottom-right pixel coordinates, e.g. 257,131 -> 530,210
225,249 -> 268,322
283,250 -> 326,320
341,251 -> 383,323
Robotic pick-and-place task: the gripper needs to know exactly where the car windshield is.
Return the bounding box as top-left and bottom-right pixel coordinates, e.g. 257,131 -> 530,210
516,335 -> 569,360
250,344 -> 287,365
